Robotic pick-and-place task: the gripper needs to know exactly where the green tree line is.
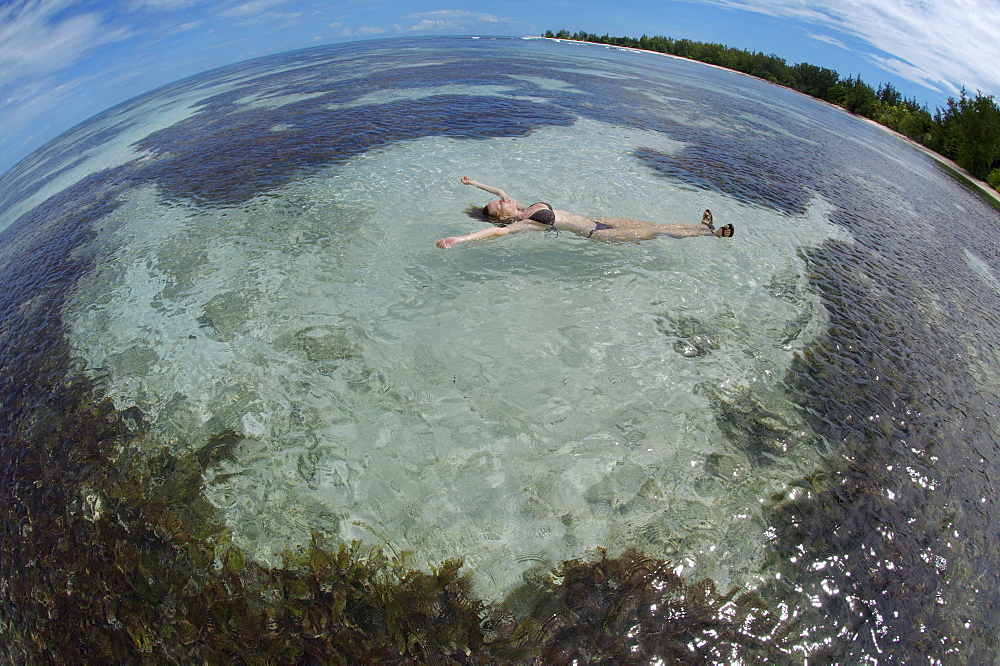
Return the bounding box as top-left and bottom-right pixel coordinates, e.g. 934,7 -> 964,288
544,30 -> 1000,191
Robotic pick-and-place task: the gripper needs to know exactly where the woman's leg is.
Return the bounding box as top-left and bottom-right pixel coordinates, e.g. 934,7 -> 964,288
586,216 -> 731,241
593,217 -> 712,240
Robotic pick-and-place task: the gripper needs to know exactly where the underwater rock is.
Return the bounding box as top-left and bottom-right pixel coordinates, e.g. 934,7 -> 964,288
696,381 -> 813,464
583,460 -> 648,511
292,324 -> 360,363
705,450 -> 751,481
201,290 -> 254,341
655,311 -> 723,357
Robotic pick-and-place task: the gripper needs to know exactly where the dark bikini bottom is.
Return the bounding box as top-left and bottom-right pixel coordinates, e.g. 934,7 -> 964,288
587,221 -> 614,237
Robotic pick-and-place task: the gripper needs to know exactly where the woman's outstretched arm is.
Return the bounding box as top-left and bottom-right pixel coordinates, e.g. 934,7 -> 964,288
437,220 -> 538,248
461,176 -> 508,198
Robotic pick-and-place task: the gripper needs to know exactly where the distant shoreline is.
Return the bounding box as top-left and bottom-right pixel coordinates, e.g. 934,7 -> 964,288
536,36 -> 1000,208
857,115 -> 1000,206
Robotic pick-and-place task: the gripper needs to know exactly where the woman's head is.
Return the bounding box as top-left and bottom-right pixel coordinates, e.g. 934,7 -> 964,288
465,201 -> 516,226
483,197 -> 519,221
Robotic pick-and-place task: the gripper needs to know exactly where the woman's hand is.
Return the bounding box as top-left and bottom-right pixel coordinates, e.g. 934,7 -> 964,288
460,177 -> 507,198
437,236 -> 460,248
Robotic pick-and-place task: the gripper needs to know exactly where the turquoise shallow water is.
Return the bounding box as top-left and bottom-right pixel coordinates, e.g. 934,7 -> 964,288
62,121 -> 845,597
2,36 -> 999,660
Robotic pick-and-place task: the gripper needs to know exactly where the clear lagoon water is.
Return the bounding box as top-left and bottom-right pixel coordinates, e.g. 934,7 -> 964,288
1,36 -> 999,660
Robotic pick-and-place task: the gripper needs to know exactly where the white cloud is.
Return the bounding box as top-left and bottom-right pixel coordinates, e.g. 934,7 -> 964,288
347,9 -> 511,38
395,9 -> 510,33
690,0 -> 1000,96
127,0 -> 201,10
401,19 -> 448,31
870,54 -> 953,93
214,0 -> 306,30
405,9 -> 503,23
0,1 -> 131,87
804,32 -> 847,51
217,0 -> 290,19
346,25 -> 385,37
168,19 -> 203,35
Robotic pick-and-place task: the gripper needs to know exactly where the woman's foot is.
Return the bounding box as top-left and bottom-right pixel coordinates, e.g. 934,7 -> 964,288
714,223 -> 734,238
701,209 -> 715,231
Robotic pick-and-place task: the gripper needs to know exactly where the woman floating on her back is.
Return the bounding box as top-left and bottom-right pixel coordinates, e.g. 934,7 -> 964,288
436,176 -> 734,249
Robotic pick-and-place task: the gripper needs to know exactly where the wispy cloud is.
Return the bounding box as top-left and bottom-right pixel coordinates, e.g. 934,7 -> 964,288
217,0 -> 291,19
127,0 -> 202,10
690,0 -> 1000,95
804,32 -> 846,51
395,9 -> 510,33
0,1 -> 131,87
0,0 -> 301,174
216,0 -> 304,28
405,9 -> 504,23
168,19 -> 204,35
345,25 -> 385,37
870,54 -> 954,95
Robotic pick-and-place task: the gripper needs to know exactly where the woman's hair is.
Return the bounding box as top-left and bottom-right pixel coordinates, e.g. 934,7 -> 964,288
465,204 -> 514,227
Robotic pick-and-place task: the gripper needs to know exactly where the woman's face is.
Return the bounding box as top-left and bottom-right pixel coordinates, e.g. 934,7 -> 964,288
485,197 -> 518,219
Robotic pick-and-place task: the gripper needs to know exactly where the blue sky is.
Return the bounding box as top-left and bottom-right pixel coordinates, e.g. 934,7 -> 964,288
2,0 -> 999,178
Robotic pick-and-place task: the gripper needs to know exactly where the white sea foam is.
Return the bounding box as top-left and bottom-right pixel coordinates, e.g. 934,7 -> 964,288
63,113 -> 852,599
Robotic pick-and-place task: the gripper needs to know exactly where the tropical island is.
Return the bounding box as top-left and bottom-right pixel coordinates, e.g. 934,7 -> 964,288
544,30 -> 1000,196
